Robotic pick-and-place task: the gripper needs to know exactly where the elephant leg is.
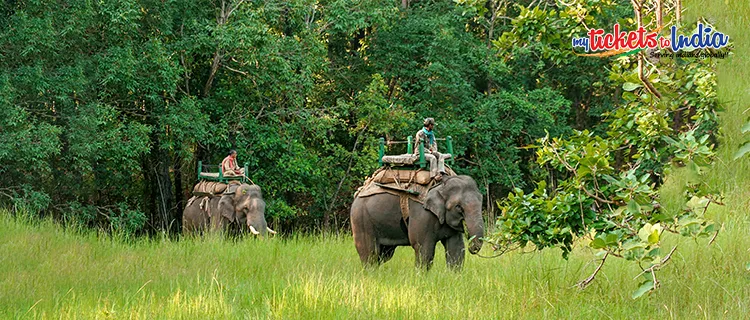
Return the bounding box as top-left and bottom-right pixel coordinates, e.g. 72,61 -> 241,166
378,245 -> 397,264
352,213 -> 378,267
442,235 -> 465,271
411,239 -> 437,270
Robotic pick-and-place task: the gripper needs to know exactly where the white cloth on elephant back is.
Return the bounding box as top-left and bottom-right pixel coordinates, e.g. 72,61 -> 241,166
381,154 -> 418,165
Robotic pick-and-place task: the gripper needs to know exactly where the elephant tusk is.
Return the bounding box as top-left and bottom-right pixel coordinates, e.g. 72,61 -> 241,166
266,227 -> 277,234
249,226 -> 261,235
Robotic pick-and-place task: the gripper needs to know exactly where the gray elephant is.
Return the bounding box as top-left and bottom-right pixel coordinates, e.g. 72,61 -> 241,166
182,183 -> 275,236
350,175 -> 484,270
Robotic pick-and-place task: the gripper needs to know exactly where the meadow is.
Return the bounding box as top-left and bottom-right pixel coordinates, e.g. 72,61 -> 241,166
0,203 -> 748,319
2,0 -> 749,319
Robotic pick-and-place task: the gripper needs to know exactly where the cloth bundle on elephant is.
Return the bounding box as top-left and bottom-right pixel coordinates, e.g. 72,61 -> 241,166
192,180 -> 232,196
350,167 -> 484,270
183,182 -> 276,236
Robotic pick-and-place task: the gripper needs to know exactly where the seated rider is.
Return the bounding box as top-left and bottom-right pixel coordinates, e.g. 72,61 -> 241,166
414,117 -> 448,181
221,149 -> 245,177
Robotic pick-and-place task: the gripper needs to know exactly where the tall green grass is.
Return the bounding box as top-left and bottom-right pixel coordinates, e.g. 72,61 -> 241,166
683,0 -> 750,223
0,210 -> 748,319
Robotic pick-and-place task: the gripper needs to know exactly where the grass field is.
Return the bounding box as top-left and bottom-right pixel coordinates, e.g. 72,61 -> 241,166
0,211 -> 748,319
2,1 -> 749,319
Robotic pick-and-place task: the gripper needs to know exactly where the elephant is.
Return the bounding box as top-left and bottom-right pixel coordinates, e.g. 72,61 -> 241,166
182,183 -> 275,236
350,175 -> 484,270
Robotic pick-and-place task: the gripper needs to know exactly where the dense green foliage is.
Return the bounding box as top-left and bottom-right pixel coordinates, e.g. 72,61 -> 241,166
1,0 -> 600,233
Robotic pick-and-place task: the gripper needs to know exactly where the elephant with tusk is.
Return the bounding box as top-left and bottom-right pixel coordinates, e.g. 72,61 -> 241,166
249,225 -> 276,235
350,175 -> 484,270
183,183 -> 276,236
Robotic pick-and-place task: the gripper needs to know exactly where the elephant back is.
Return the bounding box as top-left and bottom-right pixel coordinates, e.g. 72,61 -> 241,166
354,167 -> 455,203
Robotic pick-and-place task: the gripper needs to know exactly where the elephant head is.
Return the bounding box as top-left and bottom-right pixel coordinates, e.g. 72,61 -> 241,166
424,175 -> 484,254
219,183 -> 276,236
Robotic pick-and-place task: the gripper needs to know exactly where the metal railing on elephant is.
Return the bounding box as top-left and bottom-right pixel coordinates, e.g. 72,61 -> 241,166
196,161 -> 250,184
378,136 -> 454,168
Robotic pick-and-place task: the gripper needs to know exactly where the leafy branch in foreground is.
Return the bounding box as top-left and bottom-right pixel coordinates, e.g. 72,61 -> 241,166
480,0 -> 726,298
487,129 -> 722,298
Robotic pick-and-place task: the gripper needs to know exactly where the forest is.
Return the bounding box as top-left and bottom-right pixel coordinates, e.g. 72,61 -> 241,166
1,0 -> 720,236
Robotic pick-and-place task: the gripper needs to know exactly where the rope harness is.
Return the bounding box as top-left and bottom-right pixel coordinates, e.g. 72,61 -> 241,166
381,168 -> 434,226
189,182 -> 242,218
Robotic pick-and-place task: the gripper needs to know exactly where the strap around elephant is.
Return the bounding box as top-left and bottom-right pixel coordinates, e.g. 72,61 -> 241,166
399,194 -> 410,225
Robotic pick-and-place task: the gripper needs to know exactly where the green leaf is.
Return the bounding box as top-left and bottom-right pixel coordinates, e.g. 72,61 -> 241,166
632,280 -> 655,299
622,91 -> 638,101
741,122 -> 750,134
612,206 -> 626,217
733,141 -> 750,160
647,248 -> 661,258
623,82 -> 643,92
746,262 -> 750,271
605,233 -> 619,246
648,230 -> 660,244
688,161 -> 701,174
622,240 -> 647,251
601,174 -> 619,185
591,238 -> 607,249
703,223 -> 716,233
627,199 -> 641,215
678,217 -> 701,226
638,223 -> 653,242
661,135 -> 678,145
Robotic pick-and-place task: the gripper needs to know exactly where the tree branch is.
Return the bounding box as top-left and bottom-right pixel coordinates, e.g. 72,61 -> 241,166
224,65 -> 248,75
577,251 -> 608,289
581,184 -> 615,204
633,246 -> 677,280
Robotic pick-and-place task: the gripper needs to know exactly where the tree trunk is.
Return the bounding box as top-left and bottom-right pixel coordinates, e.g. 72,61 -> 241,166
154,146 -> 177,233
141,133 -> 177,234
173,154 -> 184,227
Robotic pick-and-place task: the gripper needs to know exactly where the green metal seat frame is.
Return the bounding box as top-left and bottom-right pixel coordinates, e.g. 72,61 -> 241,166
197,160 -> 249,184
378,136 -> 454,169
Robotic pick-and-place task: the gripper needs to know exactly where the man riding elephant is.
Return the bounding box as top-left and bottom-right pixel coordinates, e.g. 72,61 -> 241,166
183,183 -> 275,236
221,149 -> 245,177
350,175 -> 484,270
414,117 -> 449,181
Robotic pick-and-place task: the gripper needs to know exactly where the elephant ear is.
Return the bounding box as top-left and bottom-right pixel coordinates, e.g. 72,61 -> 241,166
218,196 -> 235,222
424,185 -> 446,224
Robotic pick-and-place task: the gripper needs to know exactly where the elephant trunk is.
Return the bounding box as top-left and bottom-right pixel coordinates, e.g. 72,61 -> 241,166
246,198 -> 269,237
247,215 -> 268,236
464,199 -> 484,255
